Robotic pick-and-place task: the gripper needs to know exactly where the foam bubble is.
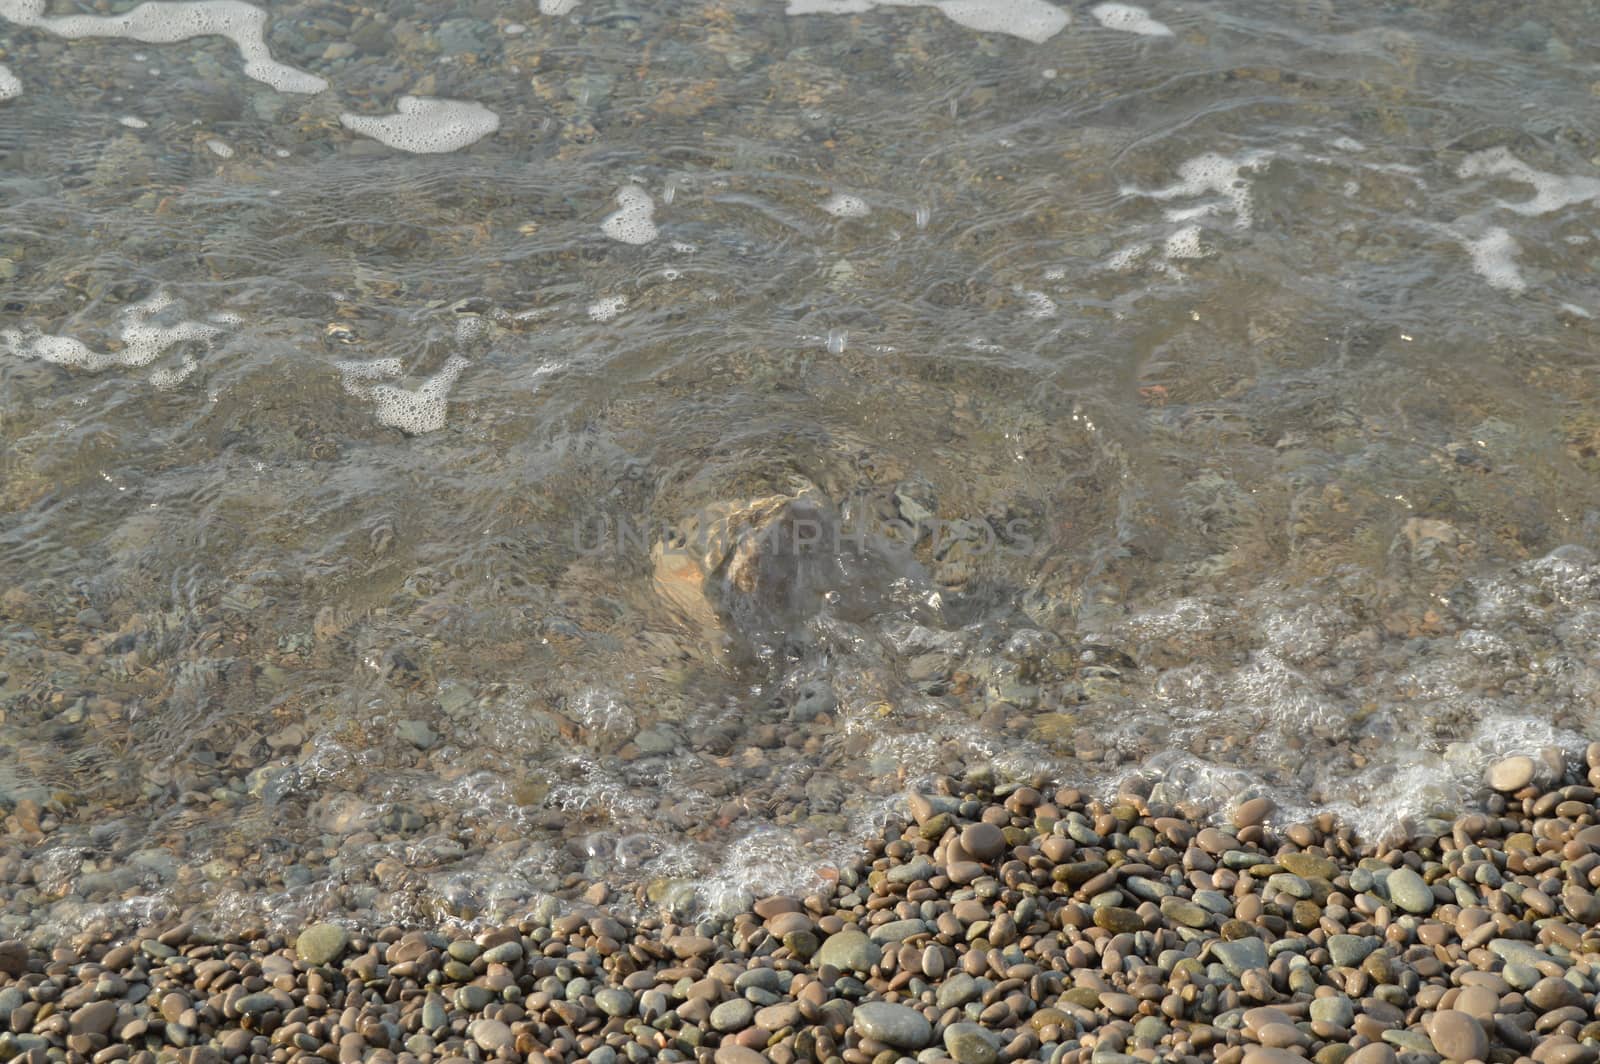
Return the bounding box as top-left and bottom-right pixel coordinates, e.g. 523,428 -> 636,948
1459,227 -> 1526,293
339,96 -> 500,154
933,0 -> 1069,41
785,0 -> 1068,42
0,63 -> 20,101
1163,225 -> 1206,259
822,192 -> 870,218
539,0 -> 582,12
1089,2 -> 1171,36
600,185 -> 658,245
119,115 -> 149,128
1129,151 -> 1271,228
0,0 -> 328,94
337,356 -> 468,435
1022,290 -> 1057,318
204,137 -> 233,158
1,292 -> 227,384
588,296 -> 627,322
1106,242 -> 1149,270
1458,148 -> 1600,216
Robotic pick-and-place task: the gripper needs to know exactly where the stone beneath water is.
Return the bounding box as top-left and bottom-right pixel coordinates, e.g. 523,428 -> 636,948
295,923 -> 348,966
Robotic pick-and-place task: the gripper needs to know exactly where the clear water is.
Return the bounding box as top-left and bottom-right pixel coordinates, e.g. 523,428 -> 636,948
3,0 -> 1600,938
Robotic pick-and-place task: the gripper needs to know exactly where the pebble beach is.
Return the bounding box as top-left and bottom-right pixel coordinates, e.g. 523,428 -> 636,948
8,747 -> 1600,1064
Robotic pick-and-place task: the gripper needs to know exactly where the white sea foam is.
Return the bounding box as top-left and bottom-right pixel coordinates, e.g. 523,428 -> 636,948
119,115 -> 149,128
588,296 -> 628,322
1,292 -> 227,385
0,63 -> 20,100
822,192 -> 870,218
339,97 -> 500,154
0,0 -> 327,94
539,0 -> 582,12
204,138 -> 233,158
785,0 -> 1068,43
337,356 -> 469,434
1459,227 -> 1526,293
1089,2 -> 1171,36
1163,225 -> 1205,259
600,185 -> 659,245
1129,150 -> 1271,228
1458,148 -> 1600,216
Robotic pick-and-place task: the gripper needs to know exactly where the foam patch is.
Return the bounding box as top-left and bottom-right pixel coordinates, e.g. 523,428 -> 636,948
0,63 -> 20,100
1,292 -> 228,386
339,97 -> 500,154
821,193 -> 870,218
1089,2 -> 1171,36
588,296 -> 627,322
337,356 -> 469,435
785,0 -> 1068,42
1460,227 -> 1526,294
1127,150 -> 1271,228
1457,148 -> 1600,216
540,0 -> 582,12
0,0 -> 327,94
205,138 -> 233,158
600,185 -> 659,245
1163,225 -> 1206,259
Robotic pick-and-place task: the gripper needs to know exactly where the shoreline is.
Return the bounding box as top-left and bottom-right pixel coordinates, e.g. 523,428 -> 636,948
4,747 -> 1600,1064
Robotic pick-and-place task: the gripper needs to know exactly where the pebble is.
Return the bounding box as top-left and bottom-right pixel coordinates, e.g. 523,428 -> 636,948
1487,754 -> 1537,792
852,1001 -> 933,1049
1428,1009 -> 1489,1061
8,750 -> 1600,1064
1384,866 -> 1434,914
295,923 -> 349,966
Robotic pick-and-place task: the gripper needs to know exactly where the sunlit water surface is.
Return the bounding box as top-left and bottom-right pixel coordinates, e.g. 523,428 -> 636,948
2,0 -> 1600,938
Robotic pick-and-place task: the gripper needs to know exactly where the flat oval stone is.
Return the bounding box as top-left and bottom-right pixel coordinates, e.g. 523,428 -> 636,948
852,1001 -> 932,1049
1453,985 -> 1499,1021
1428,1009 -> 1488,1062
1280,852 -> 1338,880
1487,755 -> 1536,793
1385,867 -> 1434,914
1242,1049 -> 1306,1064
943,1022 -> 1001,1064
960,822 -> 1006,862
1528,977 -> 1583,1012
814,929 -> 879,973
1345,1046 -> 1398,1064
295,923 -> 350,967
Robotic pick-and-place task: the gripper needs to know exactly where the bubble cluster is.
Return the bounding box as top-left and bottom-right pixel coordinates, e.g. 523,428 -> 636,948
599,185 -> 659,245
336,355 -> 469,434
1458,148 -> 1600,217
1459,226 -> 1526,293
1089,2 -> 1172,36
204,138 -> 233,158
0,0 -> 328,94
821,192 -> 870,218
0,63 -> 20,100
587,295 -> 628,322
339,97 -> 501,154
539,0 -> 582,13
1132,150 -> 1271,228
1,292 -> 227,387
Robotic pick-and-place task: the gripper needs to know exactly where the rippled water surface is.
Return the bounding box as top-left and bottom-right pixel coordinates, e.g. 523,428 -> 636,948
3,0 -> 1600,938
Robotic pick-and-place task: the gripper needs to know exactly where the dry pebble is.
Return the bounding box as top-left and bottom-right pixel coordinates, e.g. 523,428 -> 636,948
14,752 -> 1600,1063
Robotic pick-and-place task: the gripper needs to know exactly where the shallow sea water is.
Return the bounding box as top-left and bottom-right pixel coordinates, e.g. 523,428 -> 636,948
2,0 -> 1600,939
